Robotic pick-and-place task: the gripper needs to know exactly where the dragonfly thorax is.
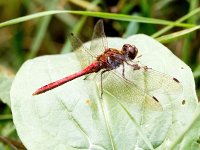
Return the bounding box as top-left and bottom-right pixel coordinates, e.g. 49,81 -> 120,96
122,44 -> 138,60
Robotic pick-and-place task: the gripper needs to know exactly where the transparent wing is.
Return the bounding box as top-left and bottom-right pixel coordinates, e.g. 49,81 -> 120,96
124,64 -> 183,95
102,70 -> 163,111
70,33 -> 94,69
90,19 -> 108,56
70,19 -> 108,69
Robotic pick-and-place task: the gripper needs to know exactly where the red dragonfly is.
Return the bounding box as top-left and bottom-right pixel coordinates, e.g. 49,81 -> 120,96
32,20 -> 139,96
33,20 -> 182,110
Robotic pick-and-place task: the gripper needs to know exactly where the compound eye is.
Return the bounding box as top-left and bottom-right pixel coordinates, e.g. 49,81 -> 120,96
122,44 -> 138,60
122,44 -> 129,52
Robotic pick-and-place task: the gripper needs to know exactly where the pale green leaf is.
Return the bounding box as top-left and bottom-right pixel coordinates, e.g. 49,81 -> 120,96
10,35 -> 197,150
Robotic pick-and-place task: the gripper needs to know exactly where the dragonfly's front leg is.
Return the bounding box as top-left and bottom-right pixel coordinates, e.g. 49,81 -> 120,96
125,61 -> 141,70
125,61 -> 153,72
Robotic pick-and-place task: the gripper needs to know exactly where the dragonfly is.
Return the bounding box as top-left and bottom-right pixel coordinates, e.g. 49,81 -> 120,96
33,20 -> 182,110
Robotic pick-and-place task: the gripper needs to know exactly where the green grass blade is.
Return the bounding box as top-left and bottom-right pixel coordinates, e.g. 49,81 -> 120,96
0,10 -> 195,29
156,25 -> 200,43
0,114 -> 12,120
152,7 -> 200,38
193,65 -> 200,79
27,0 -> 59,59
27,16 -> 52,59
182,1 -> 199,63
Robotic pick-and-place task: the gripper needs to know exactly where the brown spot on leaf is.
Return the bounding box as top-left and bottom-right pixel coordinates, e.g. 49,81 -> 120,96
85,99 -> 90,104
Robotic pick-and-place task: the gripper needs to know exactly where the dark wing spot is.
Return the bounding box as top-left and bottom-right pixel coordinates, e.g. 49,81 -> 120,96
153,96 -> 159,102
173,77 -> 180,83
181,67 -> 184,69
182,100 -> 186,105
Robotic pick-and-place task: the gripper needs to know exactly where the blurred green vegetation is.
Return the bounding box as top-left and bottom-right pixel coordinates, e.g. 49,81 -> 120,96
0,0 -> 199,149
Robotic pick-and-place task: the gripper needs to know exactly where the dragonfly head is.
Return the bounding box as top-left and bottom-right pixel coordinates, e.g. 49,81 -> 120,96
122,44 -> 138,60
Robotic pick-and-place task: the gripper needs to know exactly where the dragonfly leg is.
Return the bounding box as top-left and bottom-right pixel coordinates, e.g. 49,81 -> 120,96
122,62 -> 125,78
100,69 -> 109,98
83,74 -> 90,80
